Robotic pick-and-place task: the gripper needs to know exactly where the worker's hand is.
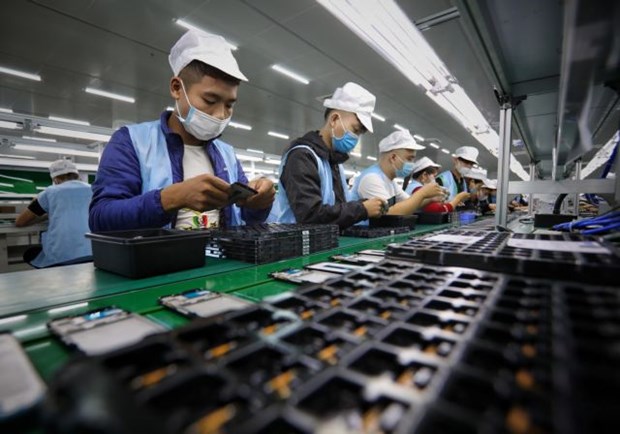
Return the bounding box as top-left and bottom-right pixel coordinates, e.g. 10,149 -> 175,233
419,183 -> 445,199
240,177 -> 276,209
455,191 -> 471,204
160,174 -> 231,212
363,197 -> 386,218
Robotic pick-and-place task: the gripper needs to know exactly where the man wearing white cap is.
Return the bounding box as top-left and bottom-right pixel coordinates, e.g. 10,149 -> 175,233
90,29 -> 275,231
350,130 -> 444,216
436,146 -> 479,202
479,178 -> 497,213
268,82 -> 385,228
16,159 -> 92,268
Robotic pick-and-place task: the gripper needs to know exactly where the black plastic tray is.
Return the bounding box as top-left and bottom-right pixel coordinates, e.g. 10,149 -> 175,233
386,229 -> 620,285
44,259 -> 620,434
86,229 -> 210,278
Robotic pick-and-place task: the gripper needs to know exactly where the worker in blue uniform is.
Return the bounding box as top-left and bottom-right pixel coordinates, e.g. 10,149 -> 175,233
90,29 -> 275,231
16,159 -> 92,268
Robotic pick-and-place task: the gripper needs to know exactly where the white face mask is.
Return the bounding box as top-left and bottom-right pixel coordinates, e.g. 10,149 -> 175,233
426,174 -> 436,185
176,80 -> 231,141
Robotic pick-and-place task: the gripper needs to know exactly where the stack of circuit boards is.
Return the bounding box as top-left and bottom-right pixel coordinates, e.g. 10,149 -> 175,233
341,225 -> 411,238
387,229 -> 619,285
44,250 -> 620,433
204,224 -> 339,264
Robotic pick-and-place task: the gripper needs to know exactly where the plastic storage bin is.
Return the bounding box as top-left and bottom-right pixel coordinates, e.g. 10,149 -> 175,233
86,229 -> 211,278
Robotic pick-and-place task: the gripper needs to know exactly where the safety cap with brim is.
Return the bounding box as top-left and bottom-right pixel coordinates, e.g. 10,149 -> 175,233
323,82 -> 375,133
465,167 -> 488,181
49,159 -> 78,179
411,156 -> 441,174
482,178 -> 497,189
453,146 -> 479,164
379,130 -> 425,153
169,29 -> 248,81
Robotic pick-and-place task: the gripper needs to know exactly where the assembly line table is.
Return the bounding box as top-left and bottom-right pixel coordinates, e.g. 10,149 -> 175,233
0,223 -> 451,382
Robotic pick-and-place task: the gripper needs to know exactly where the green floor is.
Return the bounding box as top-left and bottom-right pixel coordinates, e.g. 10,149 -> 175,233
0,223 -> 451,382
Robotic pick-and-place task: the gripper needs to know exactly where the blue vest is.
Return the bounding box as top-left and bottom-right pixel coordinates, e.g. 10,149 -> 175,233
126,121 -> 243,227
437,170 -> 466,201
32,181 -> 92,268
350,164 -> 396,226
405,179 -> 423,195
268,145 -> 348,223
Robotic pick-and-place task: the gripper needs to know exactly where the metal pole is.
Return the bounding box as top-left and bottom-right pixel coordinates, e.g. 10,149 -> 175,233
573,159 -> 581,215
551,146 -> 558,181
528,162 -> 535,215
495,104 -> 512,227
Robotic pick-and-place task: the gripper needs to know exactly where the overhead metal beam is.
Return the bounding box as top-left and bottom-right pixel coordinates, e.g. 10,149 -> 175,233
455,0 -> 536,164
415,7 -> 460,31
508,179 -> 616,194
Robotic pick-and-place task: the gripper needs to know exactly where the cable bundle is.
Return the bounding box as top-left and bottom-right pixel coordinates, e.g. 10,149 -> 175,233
553,210 -> 620,235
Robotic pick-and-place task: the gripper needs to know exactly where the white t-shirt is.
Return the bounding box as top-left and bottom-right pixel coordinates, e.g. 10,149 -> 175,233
357,171 -> 409,203
175,145 -> 220,230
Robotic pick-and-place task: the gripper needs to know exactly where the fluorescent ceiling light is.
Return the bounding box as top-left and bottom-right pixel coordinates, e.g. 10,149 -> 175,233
367,156 -> 377,161
393,124 -> 407,132
0,153 -> 35,160
14,143 -> 100,158
441,148 -> 451,154
175,19 -> 238,50
37,126 -> 110,142
0,107 -> 13,113
241,166 -> 275,175
229,121 -> 252,130
0,174 -> 33,183
22,135 -> 57,143
413,134 -> 425,141
371,113 -> 386,122
36,186 -> 47,191
264,158 -> 281,165
236,154 -> 263,162
0,158 -> 98,172
0,182 -> 14,187
582,132 -> 618,179
268,131 -> 290,140
0,120 -> 21,130
317,0 -> 529,181
428,142 -> 440,149
246,148 -> 263,154
343,169 -> 359,176
85,87 -> 135,103
0,65 -> 41,81
166,106 -> 174,111
271,65 -> 310,85
350,151 -> 362,157
48,115 -> 90,126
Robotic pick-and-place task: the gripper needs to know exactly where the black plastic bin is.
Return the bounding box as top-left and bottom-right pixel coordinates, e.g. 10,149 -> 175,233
86,229 -> 210,278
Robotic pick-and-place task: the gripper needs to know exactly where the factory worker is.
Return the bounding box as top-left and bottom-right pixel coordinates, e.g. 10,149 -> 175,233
268,82 -> 385,229
90,29 -> 274,231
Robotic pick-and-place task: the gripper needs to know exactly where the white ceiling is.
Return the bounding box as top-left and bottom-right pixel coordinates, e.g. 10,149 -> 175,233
1,0 -> 616,179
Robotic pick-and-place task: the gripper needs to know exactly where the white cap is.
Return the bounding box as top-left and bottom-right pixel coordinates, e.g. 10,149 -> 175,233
49,159 -> 78,178
465,167 -> 488,181
411,156 -> 441,174
379,130 -> 425,153
453,146 -> 479,164
482,178 -> 497,189
169,29 -> 248,81
323,82 -> 376,132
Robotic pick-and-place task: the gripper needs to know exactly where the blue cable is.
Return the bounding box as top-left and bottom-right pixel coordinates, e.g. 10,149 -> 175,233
552,212 -> 620,233
582,222 -> 620,235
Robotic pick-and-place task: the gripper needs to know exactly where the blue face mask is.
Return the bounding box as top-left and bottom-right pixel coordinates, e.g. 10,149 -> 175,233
395,155 -> 415,178
332,117 -> 359,154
